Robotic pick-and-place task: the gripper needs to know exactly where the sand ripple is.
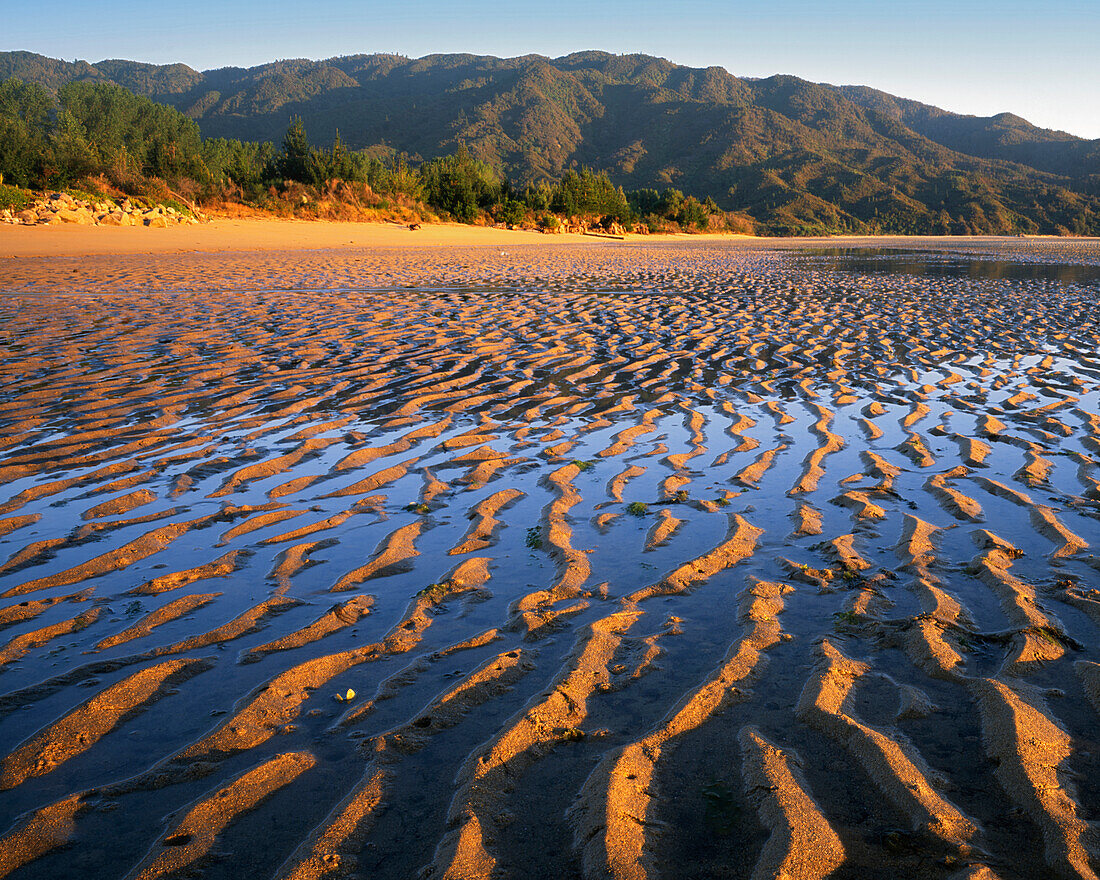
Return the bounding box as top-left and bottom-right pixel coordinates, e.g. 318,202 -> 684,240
0,238 -> 1098,879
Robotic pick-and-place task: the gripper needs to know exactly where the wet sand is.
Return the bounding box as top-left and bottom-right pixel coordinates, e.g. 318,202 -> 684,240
0,237 -> 1098,879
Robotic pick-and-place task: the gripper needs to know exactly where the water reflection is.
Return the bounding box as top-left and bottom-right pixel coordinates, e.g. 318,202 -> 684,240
795,247 -> 1100,285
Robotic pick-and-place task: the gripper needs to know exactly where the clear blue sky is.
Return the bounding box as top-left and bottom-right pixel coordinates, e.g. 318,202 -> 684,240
5,0 -> 1098,138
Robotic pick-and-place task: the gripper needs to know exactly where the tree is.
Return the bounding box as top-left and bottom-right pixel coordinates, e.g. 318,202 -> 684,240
0,79 -> 52,186
550,167 -> 630,220
419,146 -> 503,221
677,195 -> 708,229
279,116 -> 313,183
57,82 -> 206,181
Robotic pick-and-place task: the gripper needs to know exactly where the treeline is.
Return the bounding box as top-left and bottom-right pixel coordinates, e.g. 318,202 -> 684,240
0,77 -> 747,231
0,78 -> 206,189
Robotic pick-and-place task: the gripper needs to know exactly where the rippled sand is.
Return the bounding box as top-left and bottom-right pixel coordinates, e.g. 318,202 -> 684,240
1,238 -> 1098,880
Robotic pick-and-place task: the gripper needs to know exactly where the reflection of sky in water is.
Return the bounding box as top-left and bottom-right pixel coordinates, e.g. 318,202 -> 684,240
792,247 -> 1100,286
5,243 -> 1100,880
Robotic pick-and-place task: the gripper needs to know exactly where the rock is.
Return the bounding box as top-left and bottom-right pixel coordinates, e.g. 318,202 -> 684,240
16,209 -> 37,224
56,208 -> 94,225
99,212 -> 124,226
146,215 -> 169,228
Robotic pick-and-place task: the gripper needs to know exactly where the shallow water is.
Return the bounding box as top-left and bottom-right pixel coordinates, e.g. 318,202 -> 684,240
0,238 -> 1098,880
796,246 -> 1100,286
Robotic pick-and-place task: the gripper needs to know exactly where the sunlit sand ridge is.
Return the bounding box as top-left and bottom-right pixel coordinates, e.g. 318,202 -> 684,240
0,237 -> 1098,880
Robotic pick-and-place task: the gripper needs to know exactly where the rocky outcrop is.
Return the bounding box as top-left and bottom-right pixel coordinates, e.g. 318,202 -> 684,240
1,191 -> 205,227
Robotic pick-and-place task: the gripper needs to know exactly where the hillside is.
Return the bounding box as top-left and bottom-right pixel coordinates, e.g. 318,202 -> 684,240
3,49 -> 1099,233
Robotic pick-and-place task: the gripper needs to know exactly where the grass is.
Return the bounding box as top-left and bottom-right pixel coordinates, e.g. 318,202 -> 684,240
525,527 -> 543,549
161,197 -> 194,217
65,185 -> 111,203
626,501 -> 649,517
0,184 -> 33,212
405,502 -> 431,514
1033,625 -> 1068,646
415,582 -> 452,601
571,459 -> 595,472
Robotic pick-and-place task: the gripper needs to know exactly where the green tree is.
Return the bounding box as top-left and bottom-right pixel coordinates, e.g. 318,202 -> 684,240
48,108 -> 97,184
499,199 -> 525,227
278,116 -> 313,183
551,167 -> 630,220
57,81 -> 206,181
677,195 -> 709,229
0,79 -> 52,186
419,146 -> 503,221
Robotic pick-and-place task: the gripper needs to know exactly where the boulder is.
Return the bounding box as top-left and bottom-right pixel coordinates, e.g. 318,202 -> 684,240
99,212 -> 124,226
146,215 -> 169,228
16,209 -> 37,224
56,207 -> 94,224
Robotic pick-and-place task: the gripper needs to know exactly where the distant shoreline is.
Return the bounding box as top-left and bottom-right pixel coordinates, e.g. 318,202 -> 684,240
1,216 -> 1091,260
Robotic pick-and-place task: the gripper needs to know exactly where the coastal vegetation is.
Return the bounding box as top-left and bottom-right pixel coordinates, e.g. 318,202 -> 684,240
3,49 -> 1100,234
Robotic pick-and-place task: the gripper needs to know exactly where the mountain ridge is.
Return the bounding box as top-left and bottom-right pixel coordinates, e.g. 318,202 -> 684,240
3,49 -> 1099,234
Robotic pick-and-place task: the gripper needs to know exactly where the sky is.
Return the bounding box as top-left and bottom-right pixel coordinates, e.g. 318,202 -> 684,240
4,0 -> 1098,138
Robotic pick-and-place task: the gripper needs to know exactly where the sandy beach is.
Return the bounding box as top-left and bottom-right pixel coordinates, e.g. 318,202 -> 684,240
0,236 -> 1098,880
0,215 -> 761,259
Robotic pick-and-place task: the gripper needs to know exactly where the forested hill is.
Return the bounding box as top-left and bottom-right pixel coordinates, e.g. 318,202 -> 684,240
3,49 -> 1100,234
